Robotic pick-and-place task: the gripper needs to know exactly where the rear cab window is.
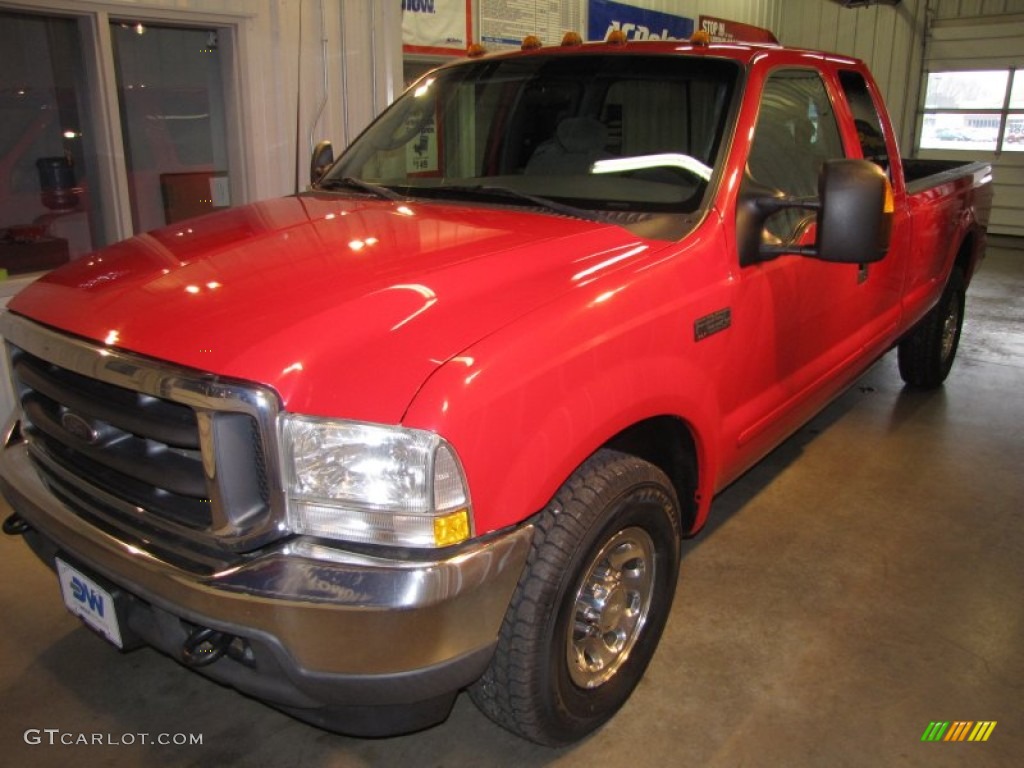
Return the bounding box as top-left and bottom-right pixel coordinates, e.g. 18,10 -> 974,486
837,69 -> 891,174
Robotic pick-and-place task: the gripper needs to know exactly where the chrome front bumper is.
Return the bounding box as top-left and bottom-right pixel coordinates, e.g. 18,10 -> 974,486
0,441 -> 532,719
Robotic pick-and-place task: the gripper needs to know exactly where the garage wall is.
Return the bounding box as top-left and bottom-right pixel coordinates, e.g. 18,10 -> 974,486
240,0 -> 404,202
933,0 -> 1024,16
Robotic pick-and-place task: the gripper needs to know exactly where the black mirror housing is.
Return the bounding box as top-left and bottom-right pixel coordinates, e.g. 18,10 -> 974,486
816,159 -> 892,264
310,140 -> 334,187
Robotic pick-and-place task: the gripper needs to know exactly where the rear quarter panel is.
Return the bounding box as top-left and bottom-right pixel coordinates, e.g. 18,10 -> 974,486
902,164 -> 993,330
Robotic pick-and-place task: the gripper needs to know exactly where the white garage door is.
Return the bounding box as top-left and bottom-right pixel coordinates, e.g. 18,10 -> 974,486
917,13 -> 1024,237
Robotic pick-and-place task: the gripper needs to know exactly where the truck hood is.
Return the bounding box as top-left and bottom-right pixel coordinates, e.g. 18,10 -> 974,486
10,194 -> 655,422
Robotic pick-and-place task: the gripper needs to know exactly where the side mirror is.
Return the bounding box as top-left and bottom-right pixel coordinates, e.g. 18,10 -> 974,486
817,159 -> 892,264
310,140 -> 334,187
737,159 -> 892,266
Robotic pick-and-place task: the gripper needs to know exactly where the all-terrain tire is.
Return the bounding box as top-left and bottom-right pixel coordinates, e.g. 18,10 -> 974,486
898,267 -> 966,388
469,449 -> 682,746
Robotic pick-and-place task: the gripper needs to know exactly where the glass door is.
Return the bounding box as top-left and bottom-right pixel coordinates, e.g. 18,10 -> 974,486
111,21 -> 231,232
0,10 -> 106,270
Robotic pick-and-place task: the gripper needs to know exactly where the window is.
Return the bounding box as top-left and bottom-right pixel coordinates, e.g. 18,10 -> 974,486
0,11 -> 107,268
745,70 -> 845,243
0,6 -> 241,272
111,22 -> 231,231
919,69 -> 1024,152
839,70 -> 890,172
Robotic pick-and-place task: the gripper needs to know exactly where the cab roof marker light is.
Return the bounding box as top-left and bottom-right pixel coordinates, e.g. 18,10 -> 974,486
690,30 -> 711,47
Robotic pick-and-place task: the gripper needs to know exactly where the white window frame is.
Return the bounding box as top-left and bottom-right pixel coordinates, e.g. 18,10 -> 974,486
917,67 -> 1021,155
0,0 -> 251,245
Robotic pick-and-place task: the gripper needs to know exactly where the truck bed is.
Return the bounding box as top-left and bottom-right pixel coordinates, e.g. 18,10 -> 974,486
903,158 -> 992,195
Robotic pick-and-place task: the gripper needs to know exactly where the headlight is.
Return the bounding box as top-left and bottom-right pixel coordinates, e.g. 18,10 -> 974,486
280,416 -> 472,548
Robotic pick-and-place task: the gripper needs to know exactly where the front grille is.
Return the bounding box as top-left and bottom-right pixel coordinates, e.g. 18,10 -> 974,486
2,314 -> 284,558
15,348 -> 213,529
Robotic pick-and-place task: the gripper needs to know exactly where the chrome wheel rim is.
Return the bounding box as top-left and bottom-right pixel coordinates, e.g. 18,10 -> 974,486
567,527 -> 656,689
941,298 -> 961,363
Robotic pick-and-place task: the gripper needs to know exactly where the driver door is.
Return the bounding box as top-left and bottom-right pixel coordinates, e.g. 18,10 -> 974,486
723,68 -> 872,461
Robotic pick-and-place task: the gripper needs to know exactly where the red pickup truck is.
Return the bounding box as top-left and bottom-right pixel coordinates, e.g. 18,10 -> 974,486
0,38 -> 992,745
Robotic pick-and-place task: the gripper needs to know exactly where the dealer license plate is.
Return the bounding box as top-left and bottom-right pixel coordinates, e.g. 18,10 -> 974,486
56,558 -> 124,648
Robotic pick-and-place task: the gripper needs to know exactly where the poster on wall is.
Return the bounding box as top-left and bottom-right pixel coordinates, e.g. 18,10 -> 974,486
587,0 -> 693,43
402,0 -> 471,55
698,16 -> 778,45
479,0 -> 582,50
405,120 -> 438,175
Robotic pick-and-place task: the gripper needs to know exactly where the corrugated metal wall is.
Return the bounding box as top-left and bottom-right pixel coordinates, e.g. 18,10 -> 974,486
933,0 -> 1024,16
928,14 -> 1024,68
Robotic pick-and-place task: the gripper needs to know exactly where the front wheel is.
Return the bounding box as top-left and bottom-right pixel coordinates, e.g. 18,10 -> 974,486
898,267 -> 966,388
469,450 -> 681,746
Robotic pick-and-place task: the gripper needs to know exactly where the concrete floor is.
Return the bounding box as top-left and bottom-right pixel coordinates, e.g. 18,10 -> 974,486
1,240 -> 1021,767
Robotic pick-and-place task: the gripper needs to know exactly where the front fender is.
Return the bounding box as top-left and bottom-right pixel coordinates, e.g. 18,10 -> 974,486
401,256 -> 729,537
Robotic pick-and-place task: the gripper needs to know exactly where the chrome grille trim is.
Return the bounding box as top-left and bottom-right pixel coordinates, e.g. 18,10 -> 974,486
1,312 -> 286,555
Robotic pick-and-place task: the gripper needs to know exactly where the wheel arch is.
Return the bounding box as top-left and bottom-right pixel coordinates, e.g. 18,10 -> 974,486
954,230 -> 978,285
402,344 -> 720,539
602,415 -> 701,535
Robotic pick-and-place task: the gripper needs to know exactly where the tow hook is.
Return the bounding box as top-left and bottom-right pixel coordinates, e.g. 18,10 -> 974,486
2,513 -> 32,536
181,626 -> 234,668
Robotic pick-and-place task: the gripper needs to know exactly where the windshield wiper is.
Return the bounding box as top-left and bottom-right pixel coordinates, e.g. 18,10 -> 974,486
436,184 -> 618,224
318,176 -> 406,202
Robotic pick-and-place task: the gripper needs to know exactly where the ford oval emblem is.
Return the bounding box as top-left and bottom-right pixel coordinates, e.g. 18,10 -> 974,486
61,411 -> 100,444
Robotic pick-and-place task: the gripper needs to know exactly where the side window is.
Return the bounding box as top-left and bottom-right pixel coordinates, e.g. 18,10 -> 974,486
746,70 -> 845,242
838,70 -> 890,172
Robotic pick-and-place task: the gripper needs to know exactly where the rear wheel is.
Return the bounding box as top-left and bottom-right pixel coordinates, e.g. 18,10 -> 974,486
469,450 -> 681,746
898,267 -> 966,388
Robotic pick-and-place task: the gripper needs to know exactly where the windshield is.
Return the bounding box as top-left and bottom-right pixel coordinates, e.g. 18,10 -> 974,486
326,53 -> 739,229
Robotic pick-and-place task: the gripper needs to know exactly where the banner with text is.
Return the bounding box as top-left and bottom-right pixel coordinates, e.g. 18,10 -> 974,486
587,0 -> 693,43
403,0 -> 470,55
697,16 -> 778,45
